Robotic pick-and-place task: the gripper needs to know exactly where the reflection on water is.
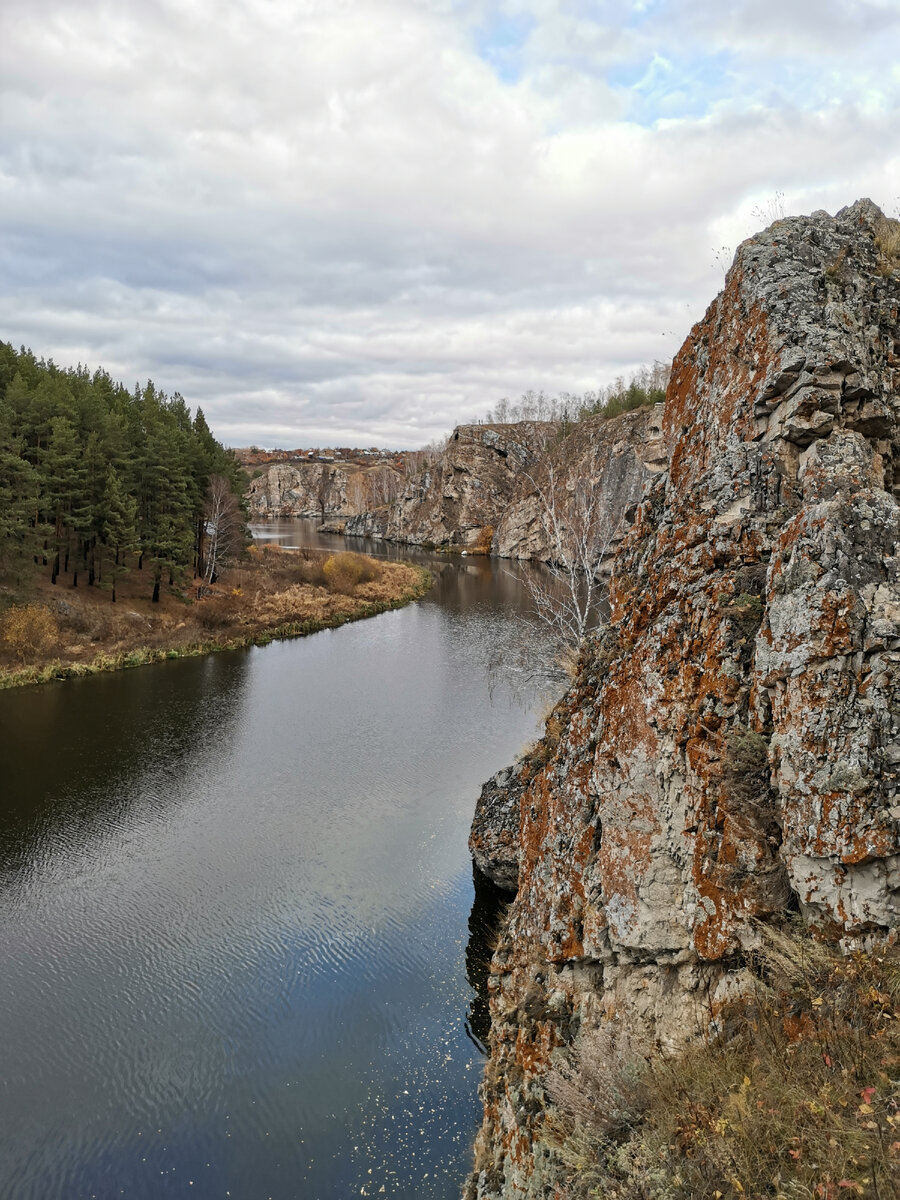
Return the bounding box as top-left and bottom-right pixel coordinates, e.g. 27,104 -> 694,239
465,867 -> 510,1053
1,652 -> 250,892
0,520 -> 549,1200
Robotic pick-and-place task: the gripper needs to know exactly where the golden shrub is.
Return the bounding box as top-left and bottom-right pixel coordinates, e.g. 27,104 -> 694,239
1,603 -> 59,662
322,552 -> 380,595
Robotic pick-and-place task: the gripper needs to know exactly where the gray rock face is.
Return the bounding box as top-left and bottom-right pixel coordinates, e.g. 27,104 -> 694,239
385,423 -> 551,550
341,510 -> 388,537
247,462 -> 359,519
469,761 -> 542,892
349,408 -> 667,561
493,405 -> 666,563
466,199 -> 900,1199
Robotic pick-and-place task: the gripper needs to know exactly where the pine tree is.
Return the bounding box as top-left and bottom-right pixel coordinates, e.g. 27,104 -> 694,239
0,341 -> 246,603
42,414 -> 86,584
0,393 -> 39,567
101,466 -> 137,602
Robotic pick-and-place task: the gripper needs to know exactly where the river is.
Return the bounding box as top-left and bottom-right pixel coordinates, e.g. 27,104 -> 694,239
0,521 -> 552,1200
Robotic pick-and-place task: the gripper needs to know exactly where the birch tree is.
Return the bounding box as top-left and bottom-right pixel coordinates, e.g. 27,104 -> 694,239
524,453 -> 621,672
203,474 -> 244,584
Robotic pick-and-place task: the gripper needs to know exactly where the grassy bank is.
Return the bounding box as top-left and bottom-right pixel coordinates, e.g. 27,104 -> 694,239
0,546 -> 431,690
545,924 -> 900,1199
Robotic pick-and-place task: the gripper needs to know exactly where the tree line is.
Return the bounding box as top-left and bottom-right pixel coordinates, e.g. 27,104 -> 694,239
476,361 -> 670,427
0,342 -> 246,601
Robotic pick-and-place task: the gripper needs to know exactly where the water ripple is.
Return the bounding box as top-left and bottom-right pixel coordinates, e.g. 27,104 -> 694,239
0,522 -> 546,1200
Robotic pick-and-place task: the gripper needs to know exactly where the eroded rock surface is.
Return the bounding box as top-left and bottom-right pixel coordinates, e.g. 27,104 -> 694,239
386,423 -> 550,550
348,408 -> 665,560
466,199 -> 900,1199
247,462 -> 359,519
470,759 -> 543,892
493,406 -> 666,564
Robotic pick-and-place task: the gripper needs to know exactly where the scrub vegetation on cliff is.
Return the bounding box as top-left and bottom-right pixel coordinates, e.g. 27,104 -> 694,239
546,925 -> 900,1200
478,362 -> 670,429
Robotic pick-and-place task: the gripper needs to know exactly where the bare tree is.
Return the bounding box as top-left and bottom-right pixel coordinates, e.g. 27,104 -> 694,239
478,362 -> 671,428
316,466 -> 335,522
369,465 -> 401,507
202,475 -> 244,584
523,454 -> 621,672
402,435 -> 449,484
402,450 -> 426,479
424,434 -> 449,464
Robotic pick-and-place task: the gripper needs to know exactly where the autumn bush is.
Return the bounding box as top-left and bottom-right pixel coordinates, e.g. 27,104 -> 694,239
0,603 -> 59,662
322,552 -> 380,595
545,923 -> 900,1199
472,524 -> 495,555
196,594 -> 241,630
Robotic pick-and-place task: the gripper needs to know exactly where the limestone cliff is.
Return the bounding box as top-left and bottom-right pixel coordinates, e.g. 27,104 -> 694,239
389,423 -> 549,550
344,409 -> 665,561
248,461 -> 363,519
466,199 -> 900,1199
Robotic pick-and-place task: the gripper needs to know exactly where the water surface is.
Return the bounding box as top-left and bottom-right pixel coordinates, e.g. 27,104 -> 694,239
0,521 -> 549,1199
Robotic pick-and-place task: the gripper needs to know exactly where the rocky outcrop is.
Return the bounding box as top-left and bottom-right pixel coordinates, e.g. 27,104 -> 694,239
340,509 -> 391,538
247,462 -> 360,519
345,408 -> 666,560
384,423 -> 550,550
466,200 -> 900,1199
493,406 -> 666,563
470,758 -> 543,892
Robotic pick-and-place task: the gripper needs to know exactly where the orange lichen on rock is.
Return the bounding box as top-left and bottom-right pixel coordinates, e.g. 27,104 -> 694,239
465,200 -> 900,1200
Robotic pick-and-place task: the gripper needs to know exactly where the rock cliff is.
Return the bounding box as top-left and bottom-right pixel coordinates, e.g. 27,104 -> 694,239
247,462 -> 359,519
342,408 -> 666,561
390,423 -> 550,550
466,199 -> 900,1198
492,407 -> 666,563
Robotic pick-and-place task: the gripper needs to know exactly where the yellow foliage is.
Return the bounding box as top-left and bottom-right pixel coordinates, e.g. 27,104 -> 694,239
0,603 -> 59,663
322,552 -> 380,595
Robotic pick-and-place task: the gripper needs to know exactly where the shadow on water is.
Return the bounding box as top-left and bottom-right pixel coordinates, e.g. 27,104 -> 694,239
465,865 -> 513,1055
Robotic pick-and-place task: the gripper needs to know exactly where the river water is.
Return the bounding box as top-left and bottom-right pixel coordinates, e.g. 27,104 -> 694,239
0,521 -> 551,1200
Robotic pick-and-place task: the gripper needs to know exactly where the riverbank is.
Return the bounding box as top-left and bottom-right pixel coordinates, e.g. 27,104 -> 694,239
0,546 -> 431,689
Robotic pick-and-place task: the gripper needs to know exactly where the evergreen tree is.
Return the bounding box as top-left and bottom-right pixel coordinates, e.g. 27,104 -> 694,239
0,341 -> 245,602
101,466 -> 137,602
43,415 -> 86,583
0,393 -> 39,567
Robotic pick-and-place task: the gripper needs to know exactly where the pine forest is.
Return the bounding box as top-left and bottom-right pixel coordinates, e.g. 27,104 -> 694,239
0,341 -> 245,603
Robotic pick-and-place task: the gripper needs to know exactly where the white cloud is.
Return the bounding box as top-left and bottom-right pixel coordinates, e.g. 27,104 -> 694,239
1,0 -> 899,446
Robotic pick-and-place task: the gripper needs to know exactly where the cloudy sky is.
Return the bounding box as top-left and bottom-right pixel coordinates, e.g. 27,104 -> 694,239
2,0 -> 899,448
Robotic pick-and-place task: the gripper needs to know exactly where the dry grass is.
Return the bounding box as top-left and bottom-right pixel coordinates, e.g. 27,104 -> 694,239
0,546 -> 429,687
322,551 -> 381,594
0,602 -> 59,661
875,217 -> 900,273
544,924 -> 900,1200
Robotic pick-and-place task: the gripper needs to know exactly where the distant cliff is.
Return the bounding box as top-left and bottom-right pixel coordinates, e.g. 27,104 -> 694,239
341,408 -> 666,564
248,462 -> 356,519
247,461 -> 402,520
465,199 -> 900,1198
